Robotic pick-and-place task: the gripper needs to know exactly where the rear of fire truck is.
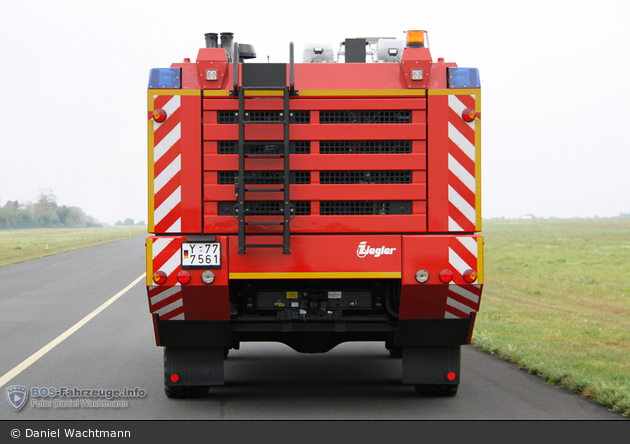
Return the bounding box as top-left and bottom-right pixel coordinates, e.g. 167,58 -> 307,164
146,30 -> 482,397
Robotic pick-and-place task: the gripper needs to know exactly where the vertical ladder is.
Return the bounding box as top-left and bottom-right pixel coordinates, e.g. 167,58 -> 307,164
235,85 -> 293,254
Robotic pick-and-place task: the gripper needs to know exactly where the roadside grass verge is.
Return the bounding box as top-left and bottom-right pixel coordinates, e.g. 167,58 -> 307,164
472,218 -> 630,417
0,226 -> 147,268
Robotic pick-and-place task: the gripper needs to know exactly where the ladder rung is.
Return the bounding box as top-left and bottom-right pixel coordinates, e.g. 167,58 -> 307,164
237,84 -> 291,255
241,86 -> 287,91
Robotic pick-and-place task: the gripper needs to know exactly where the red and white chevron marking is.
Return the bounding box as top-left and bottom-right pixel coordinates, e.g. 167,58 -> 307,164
445,284 -> 481,319
446,236 -> 481,318
447,94 -> 477,232
153,94 -> 182,233
148,286 -> 184,320
149,237 -> 184,320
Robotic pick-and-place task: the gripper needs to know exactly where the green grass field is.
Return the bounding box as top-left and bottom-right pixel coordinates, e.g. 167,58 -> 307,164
473,218 -> 630,417
0,226 -> 147,268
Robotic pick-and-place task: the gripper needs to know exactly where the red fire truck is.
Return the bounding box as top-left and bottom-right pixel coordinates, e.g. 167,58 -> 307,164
146,30 -> 482,397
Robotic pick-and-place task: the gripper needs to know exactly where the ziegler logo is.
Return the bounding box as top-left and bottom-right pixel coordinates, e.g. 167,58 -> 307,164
356,241 -> 396,258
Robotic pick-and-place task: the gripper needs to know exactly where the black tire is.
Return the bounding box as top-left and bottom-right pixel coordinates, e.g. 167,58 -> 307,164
164,385 -> 210,399
414,384 -> 458,397
387,346 -> 403,358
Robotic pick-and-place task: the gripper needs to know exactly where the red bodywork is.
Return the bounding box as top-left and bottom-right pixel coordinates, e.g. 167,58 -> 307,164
147,38 -> 482,352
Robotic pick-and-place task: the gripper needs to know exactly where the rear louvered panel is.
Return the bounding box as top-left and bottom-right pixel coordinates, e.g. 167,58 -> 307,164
319,110 -> 411,124
320,140 -> 411,154
218,171 -> 311,184
320,171 -> 411,184
217,141 -> 310,154
203,96 -> 426,234
217,111 -> 310,124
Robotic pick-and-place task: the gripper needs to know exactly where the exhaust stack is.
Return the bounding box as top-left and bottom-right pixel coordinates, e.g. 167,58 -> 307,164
204,33 -> 218,48
220,32 -> 234,63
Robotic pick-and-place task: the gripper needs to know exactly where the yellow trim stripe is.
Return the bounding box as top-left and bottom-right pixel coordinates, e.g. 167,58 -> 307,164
475,90 -> 482,231
477,237 -> 484,285
200,89 -> 426,97
147,92 -> 155,233
244,90 -> 284,97
428,88 -> 481,96
203,90 -> 232,97
146,238 -> 153,286
299,89 -> 425,97
229,272 -> 401,280
149,89 -> 201,96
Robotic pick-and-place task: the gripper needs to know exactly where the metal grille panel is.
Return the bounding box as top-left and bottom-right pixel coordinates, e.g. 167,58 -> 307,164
218,171 -> 311,184
319,110 -> 411,124
218,201 -> 311,216
320,201 -> 412,215
218,141 -> 310,154
320,141 -> 412,154
320,171 -> 411,184
217,111 -> 310,124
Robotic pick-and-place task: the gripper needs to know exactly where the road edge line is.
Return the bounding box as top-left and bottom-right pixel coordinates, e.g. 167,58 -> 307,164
0,273 -> 146,388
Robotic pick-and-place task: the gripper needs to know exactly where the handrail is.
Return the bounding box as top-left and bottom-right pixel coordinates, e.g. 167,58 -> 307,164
233,41 -> 239,94
289,42 -> 295,95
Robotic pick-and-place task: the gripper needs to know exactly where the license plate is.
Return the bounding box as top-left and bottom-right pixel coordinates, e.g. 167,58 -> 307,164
181,243 -> 221,268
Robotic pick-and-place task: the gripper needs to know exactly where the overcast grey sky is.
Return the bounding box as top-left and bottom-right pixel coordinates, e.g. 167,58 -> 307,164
1,0 -> 629,224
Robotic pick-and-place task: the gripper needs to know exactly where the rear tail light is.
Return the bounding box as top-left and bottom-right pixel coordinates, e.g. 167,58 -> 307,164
439,269 -> 453,283
463,269 -> 478,283
153,270 -> 167,285
152,108 -> 167,122
462,107 -> 476,122
447,372 -> 457,381
177,270 -> 191,284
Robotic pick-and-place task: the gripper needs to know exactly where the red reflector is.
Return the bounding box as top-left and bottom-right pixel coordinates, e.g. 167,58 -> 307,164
463,269 -> 478,283
152,270 -> 167,285
177,270 -> 191,284
152,108 -> 167,123
462,107 -> 476,122
447,372 -> 457,381
170,374 -> 180,383
439,269 -> 453,283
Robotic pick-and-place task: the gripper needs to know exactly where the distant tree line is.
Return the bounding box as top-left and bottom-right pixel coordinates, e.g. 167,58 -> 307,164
115,218 -> 145,226
0,189 -> 102,229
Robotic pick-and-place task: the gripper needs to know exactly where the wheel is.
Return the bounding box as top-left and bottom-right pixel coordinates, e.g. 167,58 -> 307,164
414,384 -> 458,397
385,340 -> 402,358
165,386 -> 209,399
387,346 -> 402,358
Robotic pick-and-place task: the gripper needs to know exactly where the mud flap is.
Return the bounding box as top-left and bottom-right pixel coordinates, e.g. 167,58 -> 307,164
402,345 -> 460,387
164,346 -> 224,388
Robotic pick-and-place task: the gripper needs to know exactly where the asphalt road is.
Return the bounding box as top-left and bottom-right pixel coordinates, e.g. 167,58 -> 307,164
0,236 -> 625,420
